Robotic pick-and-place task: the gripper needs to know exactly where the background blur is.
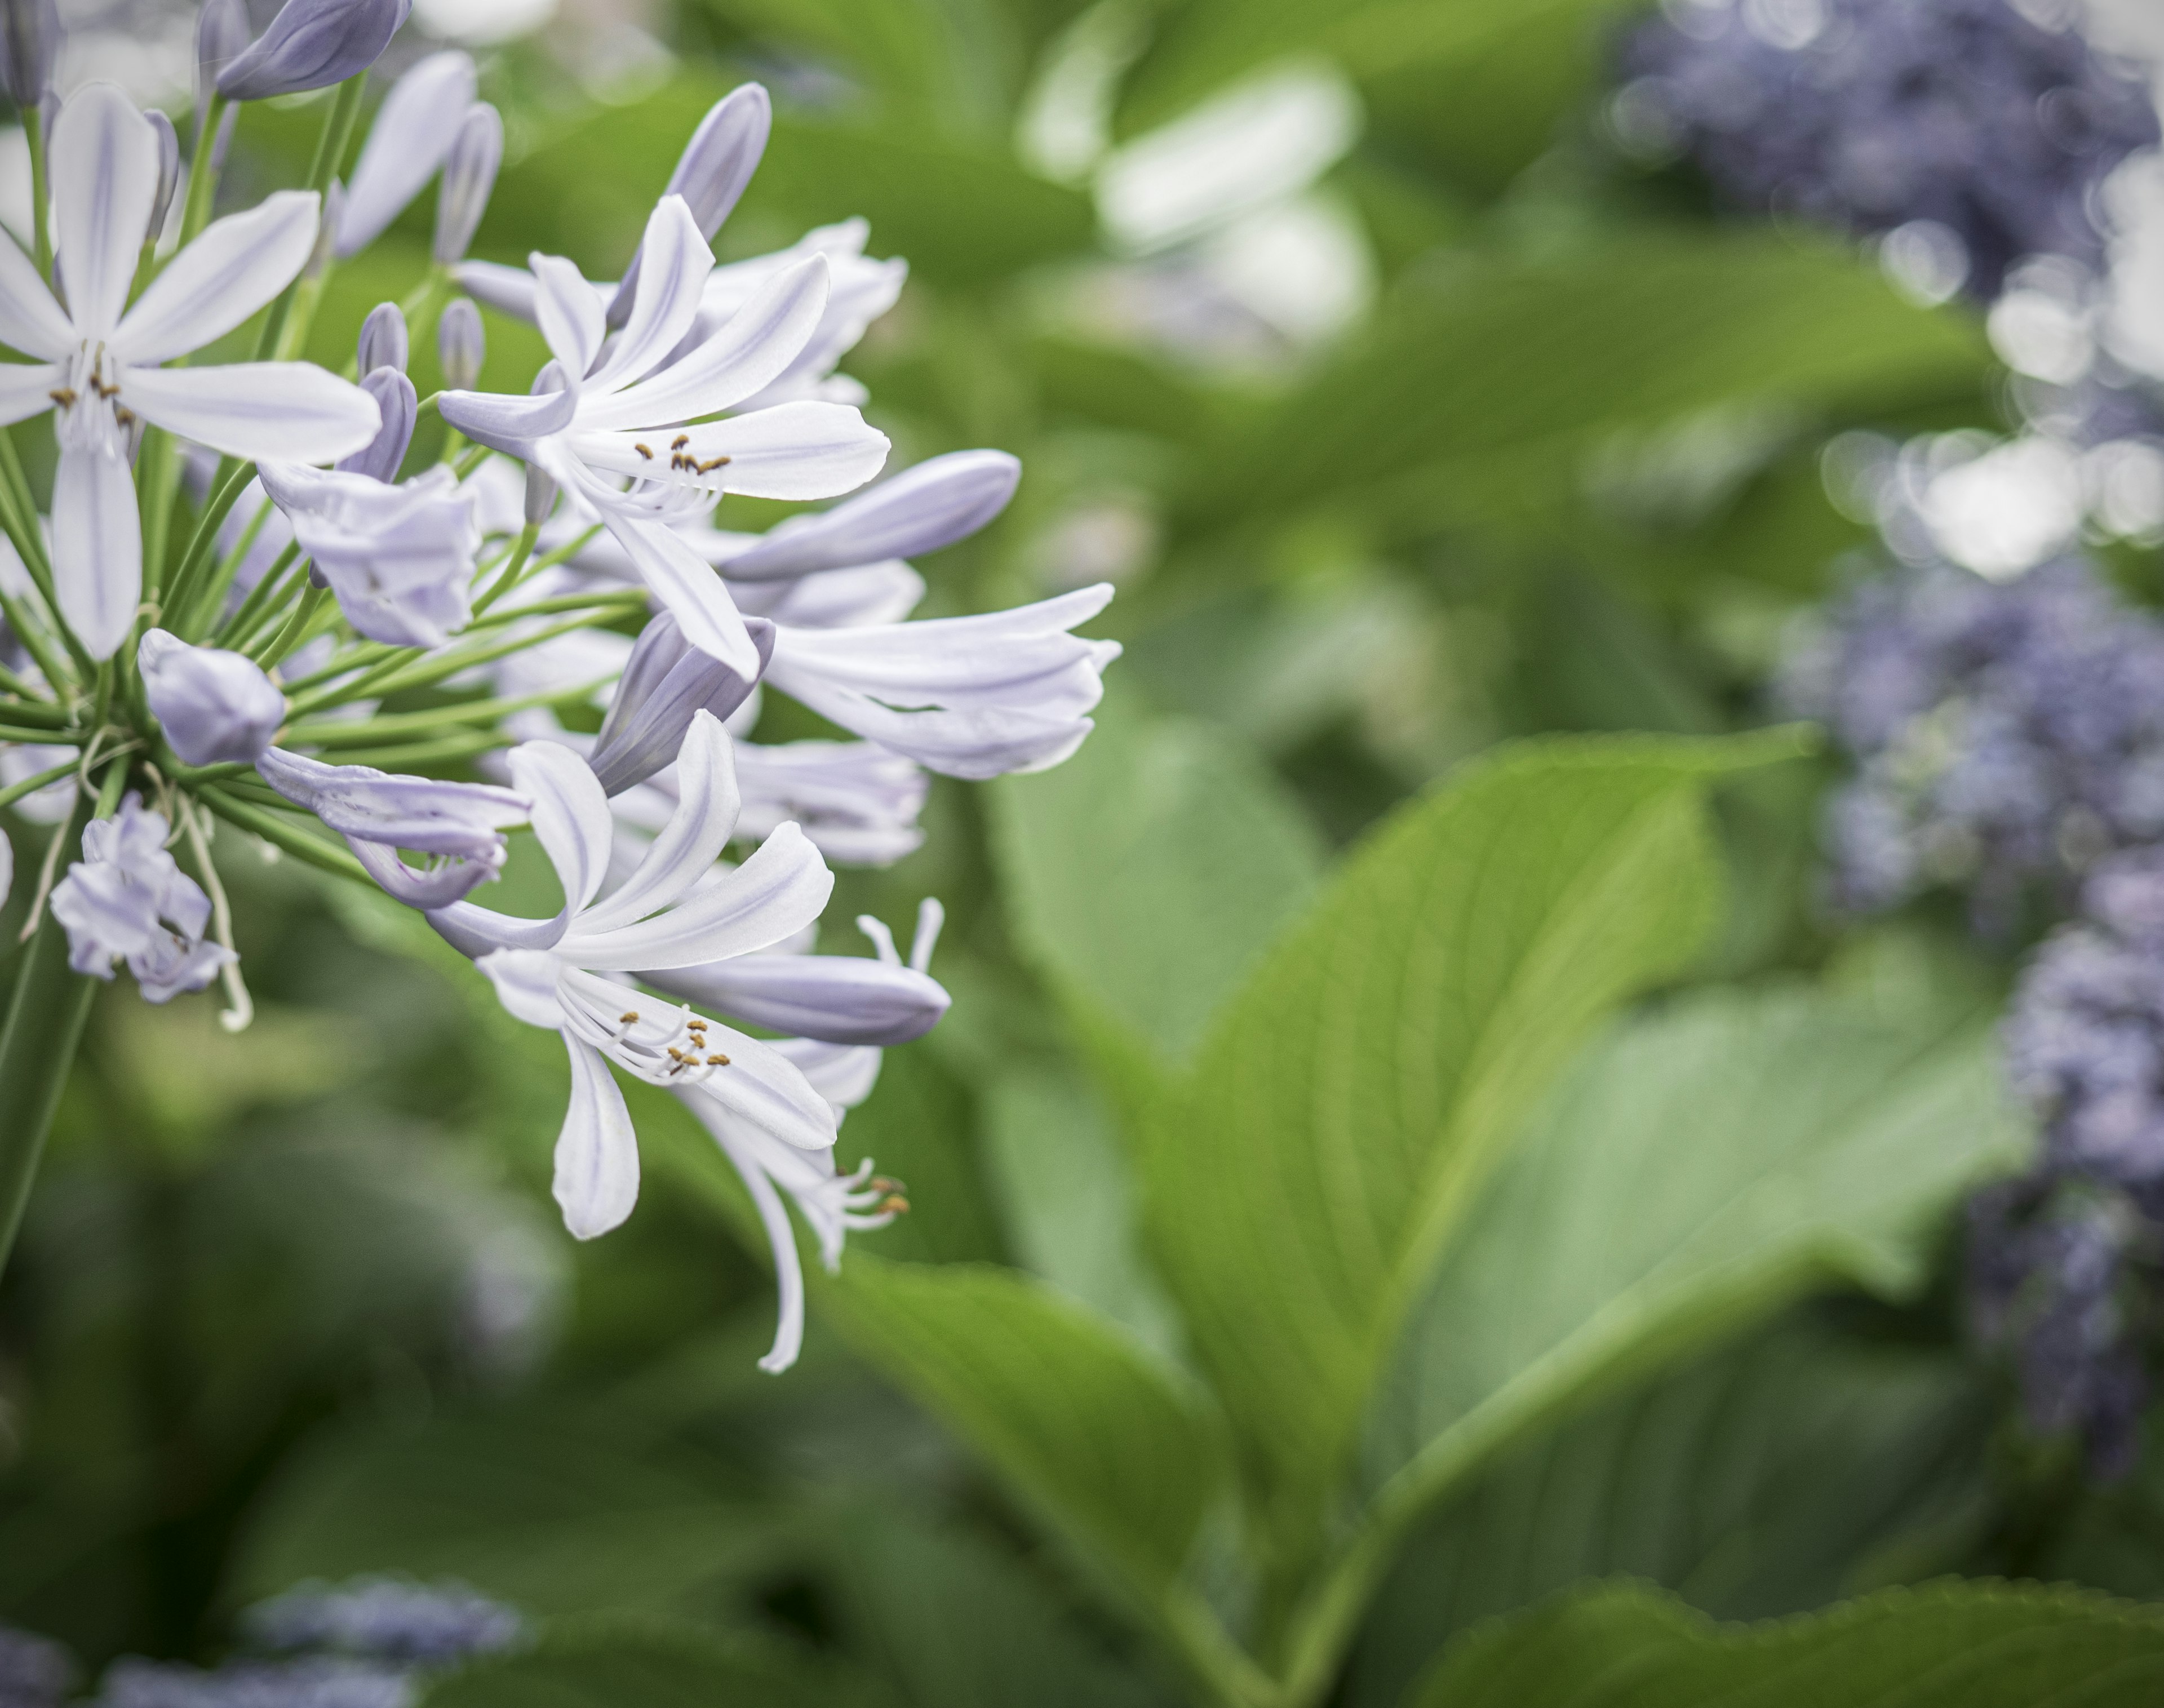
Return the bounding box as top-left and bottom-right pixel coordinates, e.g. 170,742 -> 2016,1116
11,0 -> 2164,1696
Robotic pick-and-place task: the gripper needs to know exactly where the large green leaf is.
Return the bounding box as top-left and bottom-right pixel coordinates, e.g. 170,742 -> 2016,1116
990,691 -> 1327,1081
1346,1319 -> 1992,1708
422,1617 -> 860,1708
1141,734 -> 1794,1539
822,1256 -> 1226,1598
1413,1581 -> 2164,1708
1180,236 -> 1988,533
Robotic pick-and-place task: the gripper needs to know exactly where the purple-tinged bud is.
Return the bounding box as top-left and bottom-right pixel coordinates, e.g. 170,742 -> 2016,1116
139,629 -> 286,765
721,449 -> 1019,581
607,82 -> 770,328
194,0 -> 250,126
146,110 -> 181,245
438,295 -> 482,389
335,48 -> 475,258
432,101 -> 501,267
356,300 -> 406,374
217,0 -> 413,104
522,461 -> 557,528
0,0 -> 60,110
587,611 -> 771,795
338,367 -> 415,482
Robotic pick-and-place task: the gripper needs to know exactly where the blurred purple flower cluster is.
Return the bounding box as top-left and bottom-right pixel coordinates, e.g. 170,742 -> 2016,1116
1618,0 -> 2158,298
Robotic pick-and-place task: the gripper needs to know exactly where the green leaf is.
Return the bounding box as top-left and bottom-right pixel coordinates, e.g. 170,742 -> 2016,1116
1181,236 -> 1988,533
1141,733 -> 1798,1538
990,691 -> 1327,1081
822,1256 -> 1227,1597
1346,1318 -> 1993,1708
422,1616 -> 859,1708
1412,1581 -> 2164,1708
839,1046 -> 1008,1266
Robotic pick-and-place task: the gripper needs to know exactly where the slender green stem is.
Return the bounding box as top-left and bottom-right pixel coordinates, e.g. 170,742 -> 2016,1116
254,78 -> 367,363
283,681 -> 606,748
251,584 -> 330,669
216,542 -> 305,651
193,784 -> 371,886
137,428 -> 178,601
25,108 -> 50,280
0,757 -> 78,812
326,610 -> 635,703
0,722 -> 82,744
0,589 -> 75,704
179,495 -> 274,644
0,668 -> 60,706
470,524 -> 538,618
161,459 -> 258,636
311,732 -> 512,770
0,767 -> 112,1279
179,94 -> 229,249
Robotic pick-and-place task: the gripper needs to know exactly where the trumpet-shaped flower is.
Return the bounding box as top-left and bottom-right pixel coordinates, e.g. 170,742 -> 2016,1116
50,793 -> 233,1000
427,714 -> 839,1239
256,746 -> 530,907
676,899 -> 941,1370
0,84 -> 379,658
439,196 -> 888,676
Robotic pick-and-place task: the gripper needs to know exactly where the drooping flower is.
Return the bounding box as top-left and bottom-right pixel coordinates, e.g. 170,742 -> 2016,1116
0,83 -> 379,658
139,629 -> 286,766
427,714 -> 839,1239
438,195 -> 888,672
49,793 -> 233,1001
333,50 -> 477,259
256,746 -> 530,907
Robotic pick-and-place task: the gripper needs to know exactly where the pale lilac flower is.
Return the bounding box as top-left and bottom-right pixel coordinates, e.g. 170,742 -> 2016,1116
605,83 -> 769,325
0,1617 -> 70,1707
337,366 -> 415,483
432,103 -> 500,268
49,793 -> 233,1001
194,0 -> 250,124
0,83 -> 379,658
641,906 -> 948,1046
246,1575 -> 524,1662
355,302 -> 406,375
717,449 -> 1019,582
216,0 -> 411,104
333,51 -> 477,258
0,0 -> 57,108
674,899 -> 940,1371
139,628 -> 285,765
439,196 -> 886,674
437,297 -> 482,389
256,746 -> 529,907
428,715 -> 838,1239
585,609 -> 769,795
95,1653 -> 407,1708
731,741 -> 926,866
764,584 -> 1119,778
256,462 -> 477,648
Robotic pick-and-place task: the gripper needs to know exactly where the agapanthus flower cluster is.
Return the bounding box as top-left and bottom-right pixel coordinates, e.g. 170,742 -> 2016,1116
1779,552 -> 2164,931
87,1574 -> 520,1706
0,2 -> 1116,1370
1617,0 -> 2158,299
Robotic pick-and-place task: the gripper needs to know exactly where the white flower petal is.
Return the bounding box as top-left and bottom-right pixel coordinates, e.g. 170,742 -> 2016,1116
574,400 -> 888,501
564,820 -> 831,971
50,83 -> 159,341
0,230 -> 74,360
555,1033 -> 641,1238
475,947 -> 569,1028
51,443 -> 140,660
455,258 -> 537,321
113,192 -> 321,366
122,362 -> 381,463
605,515 -> 761,676
579,711 -> 740,934
717,448 -> 1019,582
684,1022 -> 840,1152
0,360 -> 63,427
682,1090 -> 809,1370
509,739 -> 614,917
587,196 -> 713,394
437,383 -> 578,454
580,254 -> 828,434
533,251 -> 605,379
336,50 -> 478,258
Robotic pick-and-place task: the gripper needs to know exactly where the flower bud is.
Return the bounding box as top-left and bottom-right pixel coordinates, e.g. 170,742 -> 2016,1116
356,300 -> 406,374
606,82 -> 769,327
0,0 -> 60,111
338,366 -> 415,482
208,101 -> 239,173
146,110 -> 181,246
139,629 -> 286,766
432,100 -> 501,267
334,49 -> 475,258
217,0 -> 413,104
437,295 -> 483,390
522,460 -> 557,528
587,611 -> 771,795
194,0 -> 250,125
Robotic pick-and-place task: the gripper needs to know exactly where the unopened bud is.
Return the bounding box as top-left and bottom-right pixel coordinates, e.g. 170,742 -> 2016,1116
432,100 -> 501,267
522,460 -> 557,527
607,82 -> 769,328
139,629 -> 285,766
437,295 -> 483,389
334,48 -> 475,258
217,0 -> 413,104
356,301 -> 407,374
194,0 -> 249,128
338,366 -> 415,482
0,0 -> 60,111
146,110 -> 181,245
